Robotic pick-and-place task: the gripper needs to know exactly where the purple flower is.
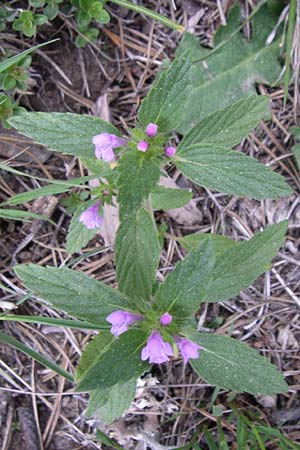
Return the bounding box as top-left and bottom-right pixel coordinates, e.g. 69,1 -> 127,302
145,123 -> 158,137
92,133 -> 127,162
141,330 -> 173,364
106,310 -> 143,337
159,312 -> 172,326
174,336 -> 201,364
137,140 -> 149,152
164,146 -> 176,158
79,201 -> 102,229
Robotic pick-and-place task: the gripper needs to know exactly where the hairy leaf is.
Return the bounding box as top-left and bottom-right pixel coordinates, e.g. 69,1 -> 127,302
151,186 -> 192,210
178,96 -> 269,149
138,51 -> 192,132
178,233 -> 235,254
175,144 -> 292,199
15,264 -> 132,325
8,112 -> 119,158
205,221 -> 288,302
115,208 -> 160,301
117,150 -> 160,220
86,377 -> 136,422
187,330 -> 288,394
154,239 -> 214,319
76,328 -> 148,391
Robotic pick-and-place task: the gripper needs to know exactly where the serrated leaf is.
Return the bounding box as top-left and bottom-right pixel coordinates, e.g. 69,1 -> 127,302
14,264 -> 132,325
178,96 -> 269,149
8,111 -> 119,158
76,331 -> 136,422
151,186 -> 192,210
66,203 -> 100,254
205,221 -> 288,302
186,330 -> 288,394
138,51 -> 192,132
86,377 -> 136,422
115,208 -> 160,301
178,233 -> 235,254
76,328 -> 148,391
153,239 -> 214,319
176,5 -> 284,133
175,144 -> 292,200
117,150 -> 160,220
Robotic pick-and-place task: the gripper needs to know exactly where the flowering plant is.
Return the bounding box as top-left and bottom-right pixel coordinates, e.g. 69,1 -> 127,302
5,49 -> 292,423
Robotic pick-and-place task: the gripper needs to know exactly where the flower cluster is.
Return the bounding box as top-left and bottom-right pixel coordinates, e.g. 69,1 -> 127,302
106,309 -> 201,365
79,123 -> 177,230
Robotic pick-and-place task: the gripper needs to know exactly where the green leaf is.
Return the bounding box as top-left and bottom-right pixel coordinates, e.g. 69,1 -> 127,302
0,163 -> 95,186
34,13 -> 48,25
81,156 -> 113,177
44,3 -> 59,20
3,183 -> 71,206
178,233 -> 235,254
153,238 -> 214,319
2,73 -> 16,90
138,51 -> 192,133
75,332 -> 113,380
115,208 -> 160,302
205,221 -> 288,302
22,19 -> 36,37
66,203 -> 100,254
76,328 -> 148,391
0,208 -> 53,222
29,0 -> 46,6
117,150 -> 160,220
86,377 -> 136,422
178,96 -> 269,149
0,41 -> 54,73
151,186 -> 192,210
175,5 -> 284,133
186,330 -> 288,394
14,264 -> 132,325
8,111 -> 119,158
175,144 -> 292,200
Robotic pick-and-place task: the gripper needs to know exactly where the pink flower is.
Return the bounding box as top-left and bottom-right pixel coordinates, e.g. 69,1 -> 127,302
92,133 -> 127,162
159,312 -> 172,326
137,140 -> 148,152
164,146 -> 176,157
174,336 -> 201,364
141,331 -> 173,364
145,123 -> 158,137
106,310 -> 143,337
79,201 -> 102,229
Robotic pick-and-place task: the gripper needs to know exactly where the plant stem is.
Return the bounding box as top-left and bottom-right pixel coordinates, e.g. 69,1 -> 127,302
108,0 -> 184,32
